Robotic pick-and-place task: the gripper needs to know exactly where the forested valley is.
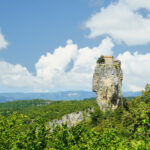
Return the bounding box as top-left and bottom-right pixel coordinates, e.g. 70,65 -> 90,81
0,85 -> 150,149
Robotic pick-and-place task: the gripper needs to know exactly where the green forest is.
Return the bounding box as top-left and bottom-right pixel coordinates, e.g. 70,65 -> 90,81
0,85 -> 150,149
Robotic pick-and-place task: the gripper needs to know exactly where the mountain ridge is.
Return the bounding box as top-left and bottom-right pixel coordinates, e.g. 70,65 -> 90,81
0,91 -> 141,103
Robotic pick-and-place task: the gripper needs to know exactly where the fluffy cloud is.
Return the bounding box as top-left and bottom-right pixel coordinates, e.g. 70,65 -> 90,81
0,38 -> 113,91
0,61 -> 37,88
0,31 -> 8,50
85,0 -> 150,45
1,37 -> 150,92
118,51 -> 150,91
125,0 -> 150,10
35,38 -> 113,91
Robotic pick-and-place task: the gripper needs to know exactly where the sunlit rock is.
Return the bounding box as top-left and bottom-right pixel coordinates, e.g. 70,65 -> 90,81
93,56 -> 123,111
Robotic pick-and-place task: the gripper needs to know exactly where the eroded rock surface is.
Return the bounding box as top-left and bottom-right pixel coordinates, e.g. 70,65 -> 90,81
48,108 -> 94,128
93,58 -> 123,111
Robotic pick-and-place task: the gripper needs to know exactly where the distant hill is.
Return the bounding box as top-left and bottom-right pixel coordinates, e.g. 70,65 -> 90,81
0,91 -> 96,103
123,91 -> 142,97
0,91 -> 141,103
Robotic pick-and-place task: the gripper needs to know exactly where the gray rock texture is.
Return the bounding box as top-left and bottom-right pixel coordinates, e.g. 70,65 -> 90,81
93,59 -> 123,111
48,108 -> 94,128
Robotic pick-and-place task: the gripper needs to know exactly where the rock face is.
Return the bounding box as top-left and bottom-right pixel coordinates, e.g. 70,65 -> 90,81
48,108 -> 94,128
93,56 -> 123,111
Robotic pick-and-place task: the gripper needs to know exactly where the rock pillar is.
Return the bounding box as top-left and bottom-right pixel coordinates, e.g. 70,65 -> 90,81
93,59 -> 123,111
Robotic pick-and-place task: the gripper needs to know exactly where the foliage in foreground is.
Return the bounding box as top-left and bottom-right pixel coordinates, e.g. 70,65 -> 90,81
0,85 -> 150,149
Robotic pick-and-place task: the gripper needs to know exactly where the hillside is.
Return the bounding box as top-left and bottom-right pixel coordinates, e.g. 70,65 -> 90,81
0,85 -> 149,149
0,98 -> 97,122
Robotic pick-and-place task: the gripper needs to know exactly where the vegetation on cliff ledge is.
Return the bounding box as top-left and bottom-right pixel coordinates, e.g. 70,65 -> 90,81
97,55 -> 105,64
0,85 -> 150,149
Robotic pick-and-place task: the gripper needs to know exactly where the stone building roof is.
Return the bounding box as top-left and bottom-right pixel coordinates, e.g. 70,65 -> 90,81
104,56 -> 113,58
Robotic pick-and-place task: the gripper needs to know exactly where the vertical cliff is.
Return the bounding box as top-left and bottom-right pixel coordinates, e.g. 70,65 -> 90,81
93,56 -> 123,111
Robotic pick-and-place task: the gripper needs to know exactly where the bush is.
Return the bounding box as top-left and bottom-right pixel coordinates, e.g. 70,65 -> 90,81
97,55 -> 105,64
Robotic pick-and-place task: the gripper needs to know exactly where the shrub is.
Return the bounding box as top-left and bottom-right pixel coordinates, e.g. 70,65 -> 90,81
97,55 -> 105,64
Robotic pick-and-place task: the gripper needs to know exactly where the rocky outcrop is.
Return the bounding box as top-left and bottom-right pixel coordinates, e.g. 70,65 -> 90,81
93,57 -> 123,111
48,108 -> 94,128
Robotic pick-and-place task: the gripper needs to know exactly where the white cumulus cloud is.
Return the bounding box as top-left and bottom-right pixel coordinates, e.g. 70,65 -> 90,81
0,37 -> 150,92
0,38 -> 114,91
0,31 -> 8,50
35,37 -> 114,91
85,0 -> 150,45
118,51 -> 150,91
125,0 -> 150,11
0,61 -> 37,88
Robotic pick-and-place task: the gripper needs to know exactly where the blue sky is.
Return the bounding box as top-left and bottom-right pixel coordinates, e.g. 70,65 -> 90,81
0,0 -> 105,72
0,0 -> 150,92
